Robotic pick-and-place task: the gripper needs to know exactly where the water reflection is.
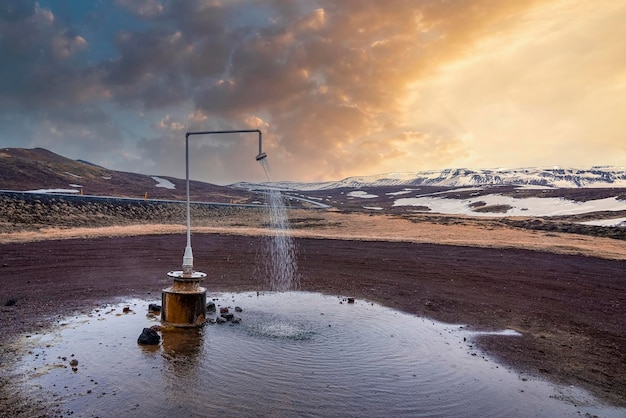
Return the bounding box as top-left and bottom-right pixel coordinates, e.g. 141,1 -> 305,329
9,292 -> 624,418
161,327 -> 204,357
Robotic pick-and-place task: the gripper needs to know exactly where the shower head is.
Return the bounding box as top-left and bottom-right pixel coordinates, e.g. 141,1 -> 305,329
256,152 -> 267,161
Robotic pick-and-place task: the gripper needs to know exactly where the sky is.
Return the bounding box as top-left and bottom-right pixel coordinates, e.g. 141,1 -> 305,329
0,0 -> 624,184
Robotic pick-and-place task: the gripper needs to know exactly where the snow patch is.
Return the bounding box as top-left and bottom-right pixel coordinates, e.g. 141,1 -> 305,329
26,189 -> 80,194
515,184 -> 555,190
364,206 -> 384,210
393,195 -> 626,217
151,176 -> 176,189
64,172 -> 82,179
579,217 -> 626,227
386,190 -> 413,196
412,187 -> 484,198
347,190 -> 378,199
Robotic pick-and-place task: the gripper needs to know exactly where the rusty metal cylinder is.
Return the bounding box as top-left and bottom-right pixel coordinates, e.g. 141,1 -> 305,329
161,271 -> 207,328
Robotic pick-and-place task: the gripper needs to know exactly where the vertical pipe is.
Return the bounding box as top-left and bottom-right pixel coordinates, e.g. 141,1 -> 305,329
185,133 -> 191,249
183,133 -> 193,275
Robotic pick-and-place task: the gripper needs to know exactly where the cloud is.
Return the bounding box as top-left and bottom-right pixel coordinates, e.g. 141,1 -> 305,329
407,0 -> 626,169
115,0 -> 165,18
157,114 -> 185,132
0,0 -> 624,183
52,31 -> 87,58
0,1 -> 105,111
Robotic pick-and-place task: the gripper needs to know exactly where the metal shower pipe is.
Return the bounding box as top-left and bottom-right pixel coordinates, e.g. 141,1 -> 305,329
182,129 -> 265,274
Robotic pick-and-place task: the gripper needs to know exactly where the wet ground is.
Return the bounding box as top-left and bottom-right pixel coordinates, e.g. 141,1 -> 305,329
1,233 -> 625,416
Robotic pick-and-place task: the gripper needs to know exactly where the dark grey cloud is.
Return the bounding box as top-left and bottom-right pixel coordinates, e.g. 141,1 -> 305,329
0,1 -> 96,110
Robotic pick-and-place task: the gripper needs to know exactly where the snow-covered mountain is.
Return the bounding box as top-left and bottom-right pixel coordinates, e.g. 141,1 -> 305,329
234,166 -> 626,191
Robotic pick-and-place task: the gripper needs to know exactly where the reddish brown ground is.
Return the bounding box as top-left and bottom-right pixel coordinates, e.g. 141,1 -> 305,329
1,232 -> 625,411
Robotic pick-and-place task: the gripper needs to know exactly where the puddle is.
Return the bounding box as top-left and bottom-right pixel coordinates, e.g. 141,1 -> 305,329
9,292 -> 624,417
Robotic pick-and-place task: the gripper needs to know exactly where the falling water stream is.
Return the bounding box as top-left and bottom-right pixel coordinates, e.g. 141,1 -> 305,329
258,157 -> 300,291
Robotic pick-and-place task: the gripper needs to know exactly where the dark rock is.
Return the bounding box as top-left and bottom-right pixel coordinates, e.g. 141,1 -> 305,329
347,298 -> 355,304
148,303 -> 161,313
206,302 -> 216,313
137,328 -> 160,345
220,307 -> 229,314
4,298 -> 16,307
234,306 -> 243,312
221,313 -> 234,321
122,306 -> 131,313
69,359 -> 78,367
216,316 -> 227,324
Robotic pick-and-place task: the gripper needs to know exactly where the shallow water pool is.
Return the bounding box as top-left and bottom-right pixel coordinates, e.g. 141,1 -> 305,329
11,292 -> 623,417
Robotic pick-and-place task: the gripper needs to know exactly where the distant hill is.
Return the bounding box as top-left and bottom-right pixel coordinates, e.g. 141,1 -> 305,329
234,166 -> 626,191
0,147 -> 256,203
1,148 -> 625,238
3,147 -> 625,217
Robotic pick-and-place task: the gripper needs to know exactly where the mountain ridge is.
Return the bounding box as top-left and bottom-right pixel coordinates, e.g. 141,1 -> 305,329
0,147 -> 256,203
3,147 -> 625,196
233,166 -> 626,191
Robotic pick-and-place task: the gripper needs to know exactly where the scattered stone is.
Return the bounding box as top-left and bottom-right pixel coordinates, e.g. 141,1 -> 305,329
221,313 -> 234,321
148,304 -> 161,313
216,316 -> 227,324
206,302 -> 216,313
4,298 -> 16,307
347,298 -> 355,304
69,359 -> 78,367
137,328 -> 160,345
234,306 -> 243,312
122,306 -> 131,313
220,307 -> 229,314
231,317 -> 241,324
207,318 -> 217,324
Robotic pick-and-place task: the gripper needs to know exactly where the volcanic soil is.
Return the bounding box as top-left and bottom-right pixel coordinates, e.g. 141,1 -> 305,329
0,209 -> 625,415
